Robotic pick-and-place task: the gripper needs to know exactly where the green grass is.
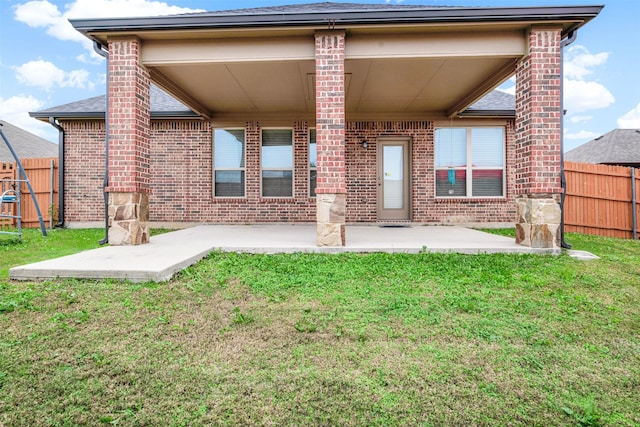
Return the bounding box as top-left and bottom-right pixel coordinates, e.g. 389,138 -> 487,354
1,229 -> 639,426
0,228 -> 104,278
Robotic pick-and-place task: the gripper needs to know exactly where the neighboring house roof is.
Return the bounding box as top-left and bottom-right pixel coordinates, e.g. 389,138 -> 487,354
565,129 -> 640,167
460,90 -> 515,117
0,120 -> 58,162
31,85 -> 516,120
31,85 -> 197,121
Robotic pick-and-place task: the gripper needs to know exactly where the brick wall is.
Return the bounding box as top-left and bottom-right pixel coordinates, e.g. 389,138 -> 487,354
315,31 -> 346,195
345,121 -> 517,223
107,36 -> 151,194
150,121 -> 316,223
62,121 -> 106,222
515,26 -> 563,195
61,119 -> 516,224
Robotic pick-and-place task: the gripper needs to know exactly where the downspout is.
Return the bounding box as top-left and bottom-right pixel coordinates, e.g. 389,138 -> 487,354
48,117 -> 65,227
93,41 -> 109,245
559,30 -> 577,249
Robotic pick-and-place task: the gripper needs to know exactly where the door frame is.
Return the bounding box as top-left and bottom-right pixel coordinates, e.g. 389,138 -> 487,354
377,137 -> 412,221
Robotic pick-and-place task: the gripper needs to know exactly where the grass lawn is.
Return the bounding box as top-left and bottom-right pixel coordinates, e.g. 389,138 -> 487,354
1,228 -> 639,426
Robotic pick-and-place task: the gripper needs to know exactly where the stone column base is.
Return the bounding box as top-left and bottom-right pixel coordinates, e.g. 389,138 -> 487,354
316,193 -> 346,246
108,192 -> 150,245
515,194 -> 561,249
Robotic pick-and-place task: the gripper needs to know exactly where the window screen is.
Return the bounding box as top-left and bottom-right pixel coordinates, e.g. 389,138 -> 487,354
214,129 -> 245,197
262,129 -> 293,197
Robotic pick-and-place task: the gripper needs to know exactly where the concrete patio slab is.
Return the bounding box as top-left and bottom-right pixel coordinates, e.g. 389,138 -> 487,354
10,224 -> 561,283
566,249 -> 600,260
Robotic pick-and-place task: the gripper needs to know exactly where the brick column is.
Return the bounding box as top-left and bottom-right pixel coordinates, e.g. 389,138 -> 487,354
514,26 -> 563,249
315,31 -> 346,246
106,37 -> 151,245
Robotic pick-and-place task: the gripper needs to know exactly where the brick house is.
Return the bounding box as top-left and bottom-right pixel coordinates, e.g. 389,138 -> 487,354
31,2 -> 602,248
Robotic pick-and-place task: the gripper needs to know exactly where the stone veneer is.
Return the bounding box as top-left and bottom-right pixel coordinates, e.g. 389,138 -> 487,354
108,192 -> 149,245
316,193 -> 346,246
515,194 -> 561,249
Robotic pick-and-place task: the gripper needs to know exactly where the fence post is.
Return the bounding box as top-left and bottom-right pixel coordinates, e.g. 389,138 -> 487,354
632,168 -> 637,240
49,159 -> 55,229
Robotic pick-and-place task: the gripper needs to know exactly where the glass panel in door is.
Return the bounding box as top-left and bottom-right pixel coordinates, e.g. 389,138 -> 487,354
378,139 -> 410,221
383,145 -> 404,209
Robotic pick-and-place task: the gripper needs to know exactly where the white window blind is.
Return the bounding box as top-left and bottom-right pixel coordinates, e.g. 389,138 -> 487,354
435,127 -> 505,198
471,128 -> 504,167
435,128 -> 466,168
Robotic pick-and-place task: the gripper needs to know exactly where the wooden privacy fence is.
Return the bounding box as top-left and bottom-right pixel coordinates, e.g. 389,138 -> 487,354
1,158 -> 58,229
564,161 -> 640,239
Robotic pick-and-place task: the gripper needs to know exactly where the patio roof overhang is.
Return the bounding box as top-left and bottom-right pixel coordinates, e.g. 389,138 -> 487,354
70,4 -> 603,122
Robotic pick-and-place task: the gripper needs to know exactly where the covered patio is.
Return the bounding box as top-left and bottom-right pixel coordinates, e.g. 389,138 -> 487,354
55,3 -> 603,250
8,224 -> 592,283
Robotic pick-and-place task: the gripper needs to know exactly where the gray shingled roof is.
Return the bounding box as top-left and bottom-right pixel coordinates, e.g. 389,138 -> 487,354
565,129 -> 640,166
467,90 -> 515,112
190,2 -> 442,16
31,85 -> 195,120
0,120 -> 58,162
33,85 -> 514,119
70,2 -> 602,35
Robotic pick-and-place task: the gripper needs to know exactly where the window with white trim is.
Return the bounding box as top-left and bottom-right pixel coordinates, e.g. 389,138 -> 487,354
213,129 -> 245,197
435,127 -> 505,198
309,128 -> 317,197
262,128 -> 293,197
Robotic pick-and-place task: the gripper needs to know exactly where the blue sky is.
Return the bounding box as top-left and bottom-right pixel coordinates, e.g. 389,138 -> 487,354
1,0 -> 638,152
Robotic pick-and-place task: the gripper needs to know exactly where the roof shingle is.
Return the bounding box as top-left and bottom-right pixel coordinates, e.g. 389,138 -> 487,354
0,120 -> 58,162
188,2 -> 444,16
33,86 -> 515,119
565,129 -> 640,166
31,85 -> 195,119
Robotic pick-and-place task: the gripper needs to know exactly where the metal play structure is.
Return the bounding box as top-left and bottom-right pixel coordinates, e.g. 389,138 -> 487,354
0,123 -> 47,240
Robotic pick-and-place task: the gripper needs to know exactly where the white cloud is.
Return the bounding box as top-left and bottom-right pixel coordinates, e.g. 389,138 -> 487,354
76,53 -> 102,65
14,0 -> 205,58
14,1 -> 84,44
496,76 -> 515,95
562,44 -> 614,116
564,129 -> 600,140
617,102 -> 640,128
14,60 -> 93,91
497,85 -> 515,96
13,0 -> 61,28
0,95 -> 56,142
564,79 -> 614,114
564,45 -> 609,80
568,115 -> 593,124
